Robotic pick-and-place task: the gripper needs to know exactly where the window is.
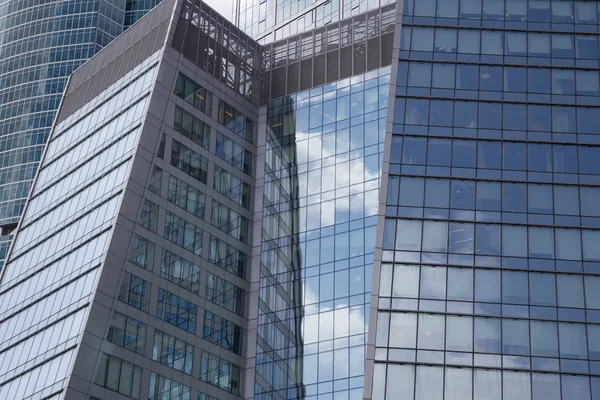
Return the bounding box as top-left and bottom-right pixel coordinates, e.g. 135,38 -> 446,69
171,140 -> 208,184
417,314 -> 445,350
446,315 -> 472,352
94,353 -> 142,399
148,166 -> 162,195
200,351 -> 242,395
206,273 -> 245,315
173,105 -> 210,148
167,175 -> 206,218
152,330 -> 194,375
203,311 -> 244,354
129,234 -> 155,269
164,211 -> 203,256
157,289 -> 197,334
502,319 -> 529,355
531,320 -> 558,357
174,72 -> 213,115
216,132 -> 253,175
107,312 -> 146,354
211,201 -> 250,243
209,236 -> 247,277
161,249 -> 201,293
118,273 -> 150,312
149,373 -> 192,400
218,100 -> 254,143
139,199 -> 158,232
389,312 -> 417,348
416,366 -> 444,399
559,323 -> 588,359
475,317 -> 501,353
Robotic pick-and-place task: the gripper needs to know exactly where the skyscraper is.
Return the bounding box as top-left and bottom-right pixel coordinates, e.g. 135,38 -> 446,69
0,0 -> 393,398
366,1 -> 600,399
3,0 -> 600,399
0,0 -> 162,270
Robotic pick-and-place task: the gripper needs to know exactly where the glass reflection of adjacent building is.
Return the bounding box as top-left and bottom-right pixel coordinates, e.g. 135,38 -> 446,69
258,67 -> 391,399
368,1 -> 600,399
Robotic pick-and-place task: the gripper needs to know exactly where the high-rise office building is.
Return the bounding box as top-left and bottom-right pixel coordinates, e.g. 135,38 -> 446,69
0,0 -> 394,398
3,0 -> 600,399
0,0 -> 162,270
366,1 -> 600,399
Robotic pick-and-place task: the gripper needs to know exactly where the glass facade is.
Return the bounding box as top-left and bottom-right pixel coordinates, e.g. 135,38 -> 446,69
256,67 -> 390,399
369,1 -> 600,399
0,0 -> 162,271
0,54 -> 158,398
234,0 -> 395,42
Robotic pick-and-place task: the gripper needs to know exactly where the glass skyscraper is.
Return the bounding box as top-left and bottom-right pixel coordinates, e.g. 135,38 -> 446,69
0,0 -> 162,270
2,0 -> 600,399
367,1 -> 600,400
0,0 -> 393,398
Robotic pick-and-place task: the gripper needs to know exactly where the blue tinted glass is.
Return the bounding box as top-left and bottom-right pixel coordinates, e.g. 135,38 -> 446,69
476,224 -> 501,255
406,98 -> 430,125
531,321 -> 559,357
579,146 -> 600,174
425,179 -> 450,208
559,323 -> 588,359
577,107 -> 600,134
553,145 -> 578,173
451,180 -> 475,209
454,101 -> 478,128
452,140 -> 476,168
479,102 -> 502,129
397,61 -> 409,86
399,177 -> 425,206
528,144 -> 552,172
480,66 -> 502,91
528,68 -> 551,94
528,105 -> 551,132
390,136 -> 403,162
449,222 -> 474,254
432,64 -> 455,88
402,137 -> 427,164
456,65 -> 479,89
530,272 -> 557,306
502,271 -> 528,304
554,185 -> 579,215
476,181 -> 501,211
475,269 -> 500,302
553,69 -> 575,94
430,100 -> 453,126
409,62 -> 432,87
477,141 -> 501,169
503,142 -> 526,170
576,35 -> 599,59
502,183 -> 527,212
475,317 -> 501,353
503,103 -> 527,131
503,319 -> 529,355
427,138 -> 452,166
551,106 -> 576,133
576,70 -> 600,96
504,66 -> 526,92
